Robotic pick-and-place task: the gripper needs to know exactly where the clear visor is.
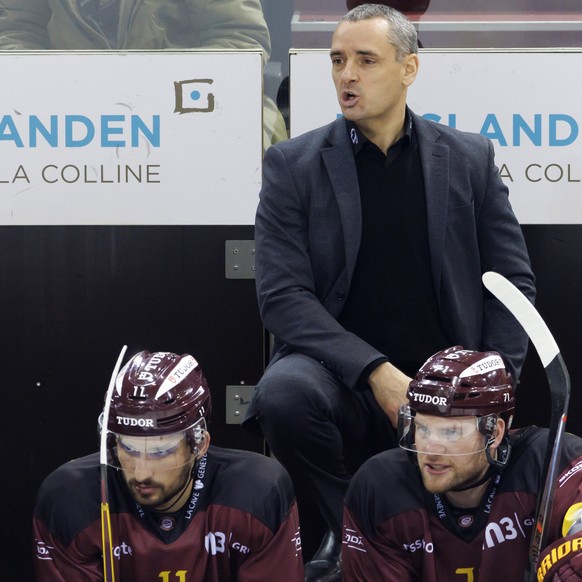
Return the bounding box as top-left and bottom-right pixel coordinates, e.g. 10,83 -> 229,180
398,406 -> 495,457
105,417 -> 206,471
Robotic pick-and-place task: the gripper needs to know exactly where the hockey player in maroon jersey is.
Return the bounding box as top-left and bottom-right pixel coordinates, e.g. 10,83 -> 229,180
33,350 -> 304,581
342,346 -> 582,581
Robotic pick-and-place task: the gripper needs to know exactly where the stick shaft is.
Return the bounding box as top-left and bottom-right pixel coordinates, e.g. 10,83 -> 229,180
100,345 -> 128,582
481,272 -> 570,581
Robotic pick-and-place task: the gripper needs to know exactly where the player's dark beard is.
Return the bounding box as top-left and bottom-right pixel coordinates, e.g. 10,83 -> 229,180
129,460 -> 194,511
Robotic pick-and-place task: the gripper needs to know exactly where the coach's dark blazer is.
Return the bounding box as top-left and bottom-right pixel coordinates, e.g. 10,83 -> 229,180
253,111 -> 536,389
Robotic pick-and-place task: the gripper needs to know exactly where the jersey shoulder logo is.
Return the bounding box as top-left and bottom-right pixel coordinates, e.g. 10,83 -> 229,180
35,540 -> 54,561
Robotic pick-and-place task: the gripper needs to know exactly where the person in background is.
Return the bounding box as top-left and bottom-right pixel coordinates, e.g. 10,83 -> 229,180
347,0 -> 430,46
242,4 -> 535,581
33,350 -> 303,581
347,0 -> 430,14
0,0 -> 287,148
343,346 -> 582,581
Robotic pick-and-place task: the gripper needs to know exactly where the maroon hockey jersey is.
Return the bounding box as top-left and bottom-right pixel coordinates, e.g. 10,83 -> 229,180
33,446 -> 303,581
343,427 -> 582,581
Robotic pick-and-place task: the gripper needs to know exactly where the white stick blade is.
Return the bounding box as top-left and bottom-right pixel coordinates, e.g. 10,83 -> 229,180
482,271 -> 559,368
99,345 -> 128,465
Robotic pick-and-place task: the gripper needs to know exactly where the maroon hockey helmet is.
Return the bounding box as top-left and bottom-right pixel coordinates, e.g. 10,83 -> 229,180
407,346 -> 515,419
108,351 -> 212,438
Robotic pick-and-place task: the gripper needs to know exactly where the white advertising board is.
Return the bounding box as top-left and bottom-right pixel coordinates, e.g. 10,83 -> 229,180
0,51 -> 263,225
290,49 -> 582,225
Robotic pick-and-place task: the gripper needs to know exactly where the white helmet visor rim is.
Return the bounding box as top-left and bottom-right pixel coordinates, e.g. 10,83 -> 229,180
106,417 -> 206,470
398,406 -> 495,457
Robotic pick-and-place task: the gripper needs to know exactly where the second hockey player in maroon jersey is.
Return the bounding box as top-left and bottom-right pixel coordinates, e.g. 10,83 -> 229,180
343,346 -> 582,581
33,350 -> 304,581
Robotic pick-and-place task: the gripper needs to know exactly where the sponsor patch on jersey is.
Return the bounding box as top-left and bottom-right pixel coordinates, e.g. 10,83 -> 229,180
344,528 -> 365,552
35,540 -> 53,561
158,516 -> 176,531
558,460 -> 582,488
292,527 -> 302,556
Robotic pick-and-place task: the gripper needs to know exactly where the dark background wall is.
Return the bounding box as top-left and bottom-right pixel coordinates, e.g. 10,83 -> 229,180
1,225 -> 266,580
515,226 -> 582,431
2,223 -> 581,580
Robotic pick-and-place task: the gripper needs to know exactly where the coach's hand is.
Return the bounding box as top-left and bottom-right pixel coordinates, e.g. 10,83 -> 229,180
368,362 -> 411,427
538,534 -> 582,581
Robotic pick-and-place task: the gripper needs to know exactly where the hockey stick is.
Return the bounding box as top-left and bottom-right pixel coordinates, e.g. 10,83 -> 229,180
482,272 -> 570,582
100,345 -> 128,582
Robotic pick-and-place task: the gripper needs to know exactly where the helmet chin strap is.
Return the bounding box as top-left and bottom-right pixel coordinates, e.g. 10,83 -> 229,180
486,436 -> 511,470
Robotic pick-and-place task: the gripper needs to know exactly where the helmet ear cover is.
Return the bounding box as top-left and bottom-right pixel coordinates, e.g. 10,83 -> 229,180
185,417 -> 207,456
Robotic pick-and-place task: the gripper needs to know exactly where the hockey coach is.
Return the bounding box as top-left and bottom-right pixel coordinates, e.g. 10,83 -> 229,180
32,350 -> 304,581
343,346 -> 582,581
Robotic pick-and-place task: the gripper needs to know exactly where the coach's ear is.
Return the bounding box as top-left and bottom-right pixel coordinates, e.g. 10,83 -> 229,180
402,52 -> 419,88
536,532 -> 582,581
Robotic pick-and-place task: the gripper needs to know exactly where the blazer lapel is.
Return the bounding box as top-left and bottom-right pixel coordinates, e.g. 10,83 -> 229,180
321,120 -> 362,280
317,115 -> 451,295
414,114 -> 450,299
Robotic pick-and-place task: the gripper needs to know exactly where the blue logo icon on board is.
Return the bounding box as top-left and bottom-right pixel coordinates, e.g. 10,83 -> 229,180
174,79 -> 215,114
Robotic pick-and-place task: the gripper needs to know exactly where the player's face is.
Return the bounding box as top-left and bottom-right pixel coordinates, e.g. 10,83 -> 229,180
116,433 -> 195,510
330,18 -> 418,135
415,414 -> 490,494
